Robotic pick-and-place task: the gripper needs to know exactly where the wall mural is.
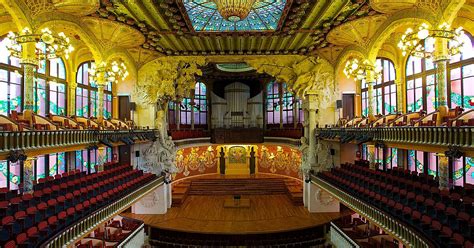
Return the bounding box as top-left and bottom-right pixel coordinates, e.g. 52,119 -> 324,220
257,145 -> 302,179
175,145 -> 218,180
228,146 -> 246,164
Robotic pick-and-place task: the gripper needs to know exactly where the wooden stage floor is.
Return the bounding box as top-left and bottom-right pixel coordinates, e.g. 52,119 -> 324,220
122,194 -> 344,234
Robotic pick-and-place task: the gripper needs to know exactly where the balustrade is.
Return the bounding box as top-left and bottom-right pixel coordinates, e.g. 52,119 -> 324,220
317,127 -> 474,148
0,129 -> 158,154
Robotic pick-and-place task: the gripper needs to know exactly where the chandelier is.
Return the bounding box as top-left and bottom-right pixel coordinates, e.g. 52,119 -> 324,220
343,58 -> 381,81
212,0 -> 257,22
4,27 -> 74,61
398,22 -> 464,58
88,60 -> 129,84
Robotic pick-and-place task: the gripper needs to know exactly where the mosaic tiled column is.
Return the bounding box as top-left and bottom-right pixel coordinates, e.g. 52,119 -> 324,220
21,60 -> 37,111
68,82 -> 77,116
367,144 -> 376,170
304,90 -> 318,170
365,68 -> 376,118
97,83 -> 105,119
22,157 -> 34,194
395,78 -> 404,113
437,153 -> 450,190
434,37 -> 449,124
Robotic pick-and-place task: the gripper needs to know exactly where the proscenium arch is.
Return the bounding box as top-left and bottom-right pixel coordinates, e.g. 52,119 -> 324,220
0,0 -> 32,30
35,18 -> 104,63
367,9 -> 438,62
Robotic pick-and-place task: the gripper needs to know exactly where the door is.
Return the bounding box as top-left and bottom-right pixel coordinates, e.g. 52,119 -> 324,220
119,95 -> 131,121
119,145 -> 131,166
342,94 -> 355,119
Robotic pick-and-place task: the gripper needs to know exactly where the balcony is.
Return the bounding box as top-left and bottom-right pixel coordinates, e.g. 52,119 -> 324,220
316,127 -> 474,153
0,129 -> 157,159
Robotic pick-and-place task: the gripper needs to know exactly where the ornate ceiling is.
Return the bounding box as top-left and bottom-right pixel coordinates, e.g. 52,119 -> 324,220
91,0 -> 379,56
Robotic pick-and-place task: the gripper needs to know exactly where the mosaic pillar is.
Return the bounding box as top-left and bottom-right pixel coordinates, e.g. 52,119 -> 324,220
395,78 -> 404,113
68,82 -> 77,116
437,153 -> 450,190
22,157 -> 34,194
434,37 -> 449,124
97,83 -> 105,119
97,147 -> 106,172
367,144 -> 376,170
21,43 -> 37,112
365,68 -> 376,118
355,80 -> 362,117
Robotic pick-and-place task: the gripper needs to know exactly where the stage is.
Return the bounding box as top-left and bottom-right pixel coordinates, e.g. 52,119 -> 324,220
122,194 -> 345,234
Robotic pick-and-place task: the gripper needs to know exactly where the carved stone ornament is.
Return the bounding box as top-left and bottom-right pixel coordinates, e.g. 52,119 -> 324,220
245,55 -> 337,108
314,188 -> 335,206
139,190 -> 159,208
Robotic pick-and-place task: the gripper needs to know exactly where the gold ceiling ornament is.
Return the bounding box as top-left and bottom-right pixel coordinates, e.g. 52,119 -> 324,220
398,22 -> 464,58
88,60 -> 129,84
212,0 -> 257,22
343,58 -> 381,81
4,27 -> 74,62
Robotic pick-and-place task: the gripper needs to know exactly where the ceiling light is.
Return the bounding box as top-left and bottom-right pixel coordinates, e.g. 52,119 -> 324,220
212,0 -> 257,22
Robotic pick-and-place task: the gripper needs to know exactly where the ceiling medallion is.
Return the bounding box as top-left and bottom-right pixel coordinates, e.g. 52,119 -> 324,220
212,0 -> 256,22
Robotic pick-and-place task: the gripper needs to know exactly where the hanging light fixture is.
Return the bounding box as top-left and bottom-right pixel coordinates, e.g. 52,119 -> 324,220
343,58 -> 381,81
398,22 -> 464,58
4,27 -> 74,61
212,0 -> 257,22
88,59 -> 129,84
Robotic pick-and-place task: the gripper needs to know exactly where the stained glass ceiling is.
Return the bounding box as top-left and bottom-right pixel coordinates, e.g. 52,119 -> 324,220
183,0 -> 287,32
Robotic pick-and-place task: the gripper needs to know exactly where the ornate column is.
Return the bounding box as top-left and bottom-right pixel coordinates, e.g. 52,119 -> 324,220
304,90 -> 318,170
22,157 -> 34,194
96,71 -> 107,120
293,99 -> 298,128
367,144 -> 376,170
21,43 -> 38,112
395,78 -> 404,113
365,68 -> 376,118
434,37 -> 449,124
355,80 -> 362,116
68,81 -> 77,116
437,153 -> 450,190
175,100 -> 180,130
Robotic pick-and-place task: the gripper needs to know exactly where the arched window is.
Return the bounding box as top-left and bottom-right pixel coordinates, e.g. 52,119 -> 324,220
76,61 -> 97,117
266,81 -> 303,126
448,32 -> 474,109
168,81 -> 208,127
0,38 -> 22,115
406,38 -> 437,113
361,58 -> 397,115
34,58 -> 67,116
193,82 -> 207,125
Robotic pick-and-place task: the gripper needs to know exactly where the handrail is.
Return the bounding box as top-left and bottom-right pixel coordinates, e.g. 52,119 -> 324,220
0,129 -> 158,153
329,222 -> 359,248
42,176 -> 164,248
311,175 -> 434,248
316,126 -> 474,148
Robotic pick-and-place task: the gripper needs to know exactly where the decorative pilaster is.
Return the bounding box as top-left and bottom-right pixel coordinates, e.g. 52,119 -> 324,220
68,81 -> 77,116
365,69 -> 376,118
437,153 -> 449,190
395,78 -> 403,113
21,42 -> 38,112
367,144 -> 376,170
97,83 -> 105,119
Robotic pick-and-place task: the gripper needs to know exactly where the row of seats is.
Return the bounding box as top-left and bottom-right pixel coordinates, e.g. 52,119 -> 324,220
0,164 -> 156,247
318,163 -> 473,248
334,216 -> 398,248
149,225 -> 327,247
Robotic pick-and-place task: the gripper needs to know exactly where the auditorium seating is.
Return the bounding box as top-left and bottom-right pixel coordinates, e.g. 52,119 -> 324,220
317,162 -> 473,247
168,129 -> 209,140
148,225 -> 327,247
75,215 -> 143,247
0,162 -> 156,247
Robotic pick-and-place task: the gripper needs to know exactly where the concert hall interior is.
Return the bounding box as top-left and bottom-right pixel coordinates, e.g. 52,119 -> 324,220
0,0 -> 473,247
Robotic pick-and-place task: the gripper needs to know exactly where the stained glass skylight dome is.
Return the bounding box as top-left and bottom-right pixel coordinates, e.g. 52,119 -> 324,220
183,0 -> 287,32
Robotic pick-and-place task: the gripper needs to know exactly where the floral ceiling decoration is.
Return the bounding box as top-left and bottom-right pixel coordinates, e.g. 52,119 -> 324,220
86,0 -> 380,55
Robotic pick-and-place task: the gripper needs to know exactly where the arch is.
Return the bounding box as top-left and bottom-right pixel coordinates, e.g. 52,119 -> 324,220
35,18 -> 104,63
0,0 -> 32,30
334,45 -> 368,76
367,9 -> 438,62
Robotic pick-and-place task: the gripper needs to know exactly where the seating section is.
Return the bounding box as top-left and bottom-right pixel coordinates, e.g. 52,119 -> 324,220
264,128 -> 304,139
75,215 -> 143,247
317,162 -> 473,248
0,163 -> 156,247
334,215 -> 399,248
169,129 -> 209,140
148,225 -> 327,247
171,178 -> 303,206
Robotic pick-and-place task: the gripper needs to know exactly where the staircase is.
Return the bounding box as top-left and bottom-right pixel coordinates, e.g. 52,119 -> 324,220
188,178 -> 288,195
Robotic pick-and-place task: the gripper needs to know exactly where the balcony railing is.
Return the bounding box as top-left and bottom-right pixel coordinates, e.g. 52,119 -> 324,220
0,129 -> 157,154
42,176 -> 164,248
316,127 -> 474,148
311,175 -> 433,248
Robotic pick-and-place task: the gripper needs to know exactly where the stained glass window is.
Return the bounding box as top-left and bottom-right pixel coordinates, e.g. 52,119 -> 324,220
184,0 -> 287,32
406,38 -> 437,113
449,32 -> 474,109
49,152 -> 66,176
76,61 -> 97,117
266,81 -> 302,125
0,161 -> 7,188
0,39 -> 22,115
194,82 -> 207,125
169,82 -> 207,127
361,58 -> 397,115
33,58 -> 67,116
